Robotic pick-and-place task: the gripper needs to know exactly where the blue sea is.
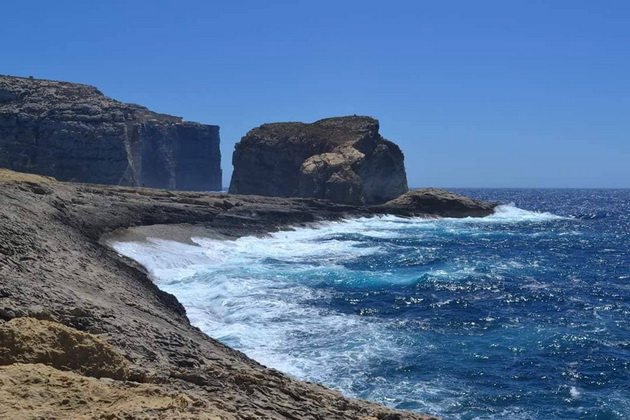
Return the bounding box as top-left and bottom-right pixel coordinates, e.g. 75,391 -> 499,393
112,189 -> 630,419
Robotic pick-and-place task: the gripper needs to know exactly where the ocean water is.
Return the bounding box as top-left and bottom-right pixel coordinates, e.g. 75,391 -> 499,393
111,189 -> 630,420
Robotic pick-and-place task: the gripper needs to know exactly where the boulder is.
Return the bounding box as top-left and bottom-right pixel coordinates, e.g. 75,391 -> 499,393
0,75 -> 221,191
383,188 -> 497,217
229,116 -> 408,204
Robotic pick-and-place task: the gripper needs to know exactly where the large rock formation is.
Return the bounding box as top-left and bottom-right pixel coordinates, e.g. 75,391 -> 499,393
0,75 -> 221,191
229,116 -> 408,204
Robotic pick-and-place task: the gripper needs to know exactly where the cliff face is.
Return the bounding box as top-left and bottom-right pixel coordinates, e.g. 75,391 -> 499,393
229,116 -> 408,204
0,75 -> 221,191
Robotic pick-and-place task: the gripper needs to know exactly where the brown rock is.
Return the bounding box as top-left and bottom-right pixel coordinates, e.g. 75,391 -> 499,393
0,317 -> 129,380
383,188 -> 497,218
229,116 -> 408,204
0,363 -> 233,419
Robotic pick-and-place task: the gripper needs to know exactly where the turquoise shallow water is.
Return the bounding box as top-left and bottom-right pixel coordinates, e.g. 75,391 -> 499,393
112,189 -> 630,419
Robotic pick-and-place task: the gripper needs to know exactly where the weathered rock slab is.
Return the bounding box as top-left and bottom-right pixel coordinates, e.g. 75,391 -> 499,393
0,317 -> 129,380
382,188 -> 498,217
0,363 -> 234,419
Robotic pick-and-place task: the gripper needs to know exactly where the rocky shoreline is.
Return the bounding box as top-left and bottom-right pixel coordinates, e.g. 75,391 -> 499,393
0,170 -> 496,419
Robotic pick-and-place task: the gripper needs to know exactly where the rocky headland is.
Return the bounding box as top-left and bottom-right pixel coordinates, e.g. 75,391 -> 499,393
229,116 -> 408,205
0,76 -> 498,418
0,75 -> 221,191
0,168 -> 498,419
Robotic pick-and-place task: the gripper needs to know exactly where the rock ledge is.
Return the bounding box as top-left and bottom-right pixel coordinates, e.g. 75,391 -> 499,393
382,188 -> 498,217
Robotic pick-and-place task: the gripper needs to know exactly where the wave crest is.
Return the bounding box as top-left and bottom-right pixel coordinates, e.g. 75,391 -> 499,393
484,204 -> 567,222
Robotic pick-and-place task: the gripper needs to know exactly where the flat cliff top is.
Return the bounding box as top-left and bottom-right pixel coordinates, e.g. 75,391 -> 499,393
241,115 -> 380,148
0,75 -> 213,126
0,170 -> 456,419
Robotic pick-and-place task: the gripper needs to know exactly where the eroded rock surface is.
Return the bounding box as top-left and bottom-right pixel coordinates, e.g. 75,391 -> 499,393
0,363 -> 234,419
0,318 -> 129,380
229,116 -> 408,204
0,75 -> 221,190
383,188 -> 497,218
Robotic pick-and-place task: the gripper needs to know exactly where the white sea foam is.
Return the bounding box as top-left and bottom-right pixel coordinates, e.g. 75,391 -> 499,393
482,204 -> 567,222
110,229 -> 409,382
569,386 -> 581,399
109,202 -> 566,363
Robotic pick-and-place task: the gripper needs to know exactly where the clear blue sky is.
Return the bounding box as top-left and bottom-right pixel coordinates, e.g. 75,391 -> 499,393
2,0 -> 629,187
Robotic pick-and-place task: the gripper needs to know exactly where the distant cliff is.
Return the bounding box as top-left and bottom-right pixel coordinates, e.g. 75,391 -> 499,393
229,116 -> 408,204
0,75 -> 221,191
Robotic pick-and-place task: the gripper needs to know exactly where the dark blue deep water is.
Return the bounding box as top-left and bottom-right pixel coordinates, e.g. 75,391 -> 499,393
113,189 -> 630,419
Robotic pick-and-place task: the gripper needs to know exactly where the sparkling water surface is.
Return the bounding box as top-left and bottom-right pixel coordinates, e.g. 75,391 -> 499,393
112,189 -> 630,419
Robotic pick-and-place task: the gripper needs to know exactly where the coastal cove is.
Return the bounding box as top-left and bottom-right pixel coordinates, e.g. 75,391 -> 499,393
1,170 -> 627,419
110,188 -> 630,420
4,170 -> 491,419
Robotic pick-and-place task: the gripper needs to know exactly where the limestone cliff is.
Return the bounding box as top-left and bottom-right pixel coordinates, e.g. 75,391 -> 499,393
0,75 -> 221,191
229,116 -> 408,204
